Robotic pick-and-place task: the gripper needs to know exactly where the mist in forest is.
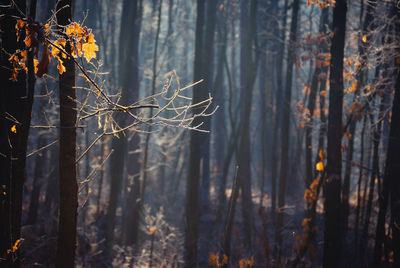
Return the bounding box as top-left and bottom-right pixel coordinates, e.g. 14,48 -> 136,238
1,0 -> 400,267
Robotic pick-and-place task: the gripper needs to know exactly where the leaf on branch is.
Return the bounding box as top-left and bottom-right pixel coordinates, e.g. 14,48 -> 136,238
57,58 -> 66,75
148,227 -> 156,235
318,149 -> 325,161
10,125 -> 17,133
82,33 -> 98,62
316,161 -> 324,171
362,34 -> 367,43
33,59 -> 39,74
15,19 -> 26,41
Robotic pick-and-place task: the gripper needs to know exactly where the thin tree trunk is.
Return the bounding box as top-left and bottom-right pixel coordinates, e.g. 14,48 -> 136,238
270,0 -> 288,225
354,112 -> 367,259
122,0 -> 142,246
26,135 -> 46,225
221,166 -> 239,268
96,141 -> 104,215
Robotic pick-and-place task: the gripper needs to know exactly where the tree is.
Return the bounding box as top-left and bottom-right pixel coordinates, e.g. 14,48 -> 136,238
237,0 -> 258,251
276,0 -> 300,252
0,1 -> 33,267
184,1 -> 205,265
200,0 -> 217,212
122,0 -> 143,247
105,0 -> 142,250
323,0 -> 347,267
55,0 -> 77,267
373,3 -> 400,266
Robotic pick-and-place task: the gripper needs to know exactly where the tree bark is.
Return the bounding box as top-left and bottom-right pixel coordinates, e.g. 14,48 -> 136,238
323,1 -> 347,267
55,0 -> 77,267
105,0 -> 141,250
237,0 -> 258,252
184,1 -> 205,266
276,0 -> 300,252
270,0 -> 288,225
0,1 -> 27,266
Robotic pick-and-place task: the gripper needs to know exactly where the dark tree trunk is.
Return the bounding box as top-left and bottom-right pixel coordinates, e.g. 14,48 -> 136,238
44,142 -> 59,235
26,135 -> 46,225
221,167 -> 239,268
122,0 -> 142,247
323,1 -> 347,267
238,0 -> 258,252
276,0 -> 300,251
0,1 -> 31,266
270,0 -> 288,225
213,3 -> 228,210
200,0 -> 217,212
55,0 -> 77,267
105,0 -> 141,250
373,6 -> 400,266
354,112 -> 367,260
184,1 -> 205,266
389,41 -> 400,268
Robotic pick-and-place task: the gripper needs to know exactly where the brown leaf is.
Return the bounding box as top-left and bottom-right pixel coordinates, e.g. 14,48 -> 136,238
36,46 -> 50,77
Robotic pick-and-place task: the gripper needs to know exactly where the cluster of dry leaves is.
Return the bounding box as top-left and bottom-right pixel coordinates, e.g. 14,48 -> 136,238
9,19 -> 98,82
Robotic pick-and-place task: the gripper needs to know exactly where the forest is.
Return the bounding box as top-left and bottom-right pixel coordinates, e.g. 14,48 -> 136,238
1,0 -> 400,267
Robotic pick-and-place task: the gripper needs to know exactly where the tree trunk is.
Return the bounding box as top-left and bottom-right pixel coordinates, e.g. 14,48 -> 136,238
270,0 -> 288,225
0,1 -> 27,265
200,0 -> 217,212
213,4 -> 228,212
238,0 -> 258,252
382,6 -> 400,265
26,135 -> 46,225
184,1 -> 205,266
276,0 -> 300,252
105,0 -> 141,250
354,113 -> 367,260
323,1 -> 347,267
55,0 -> 78,267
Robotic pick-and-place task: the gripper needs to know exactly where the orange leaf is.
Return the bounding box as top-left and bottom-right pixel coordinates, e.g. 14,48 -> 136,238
148,227 -> 156,235
82,33 -> 98,62
66,24 -> 74,35
44,23 -> 50,35
362,34 -> 367,43
57,58 -> 66,75
33,59 -> 39,74
316,161 -> 324,171
10,125 -> 17,133
12,239 -> 22,252
318,149 -> 325,161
